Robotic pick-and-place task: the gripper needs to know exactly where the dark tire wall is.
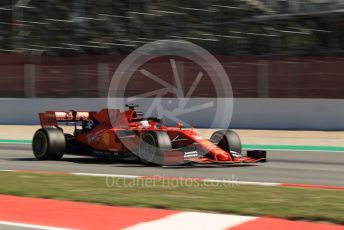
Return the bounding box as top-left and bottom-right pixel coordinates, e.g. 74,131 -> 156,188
32,128 -> 65,160
210,130 -> 242,154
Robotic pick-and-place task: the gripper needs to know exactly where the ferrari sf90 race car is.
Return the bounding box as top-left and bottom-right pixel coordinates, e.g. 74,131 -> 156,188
32,105 -> 266,166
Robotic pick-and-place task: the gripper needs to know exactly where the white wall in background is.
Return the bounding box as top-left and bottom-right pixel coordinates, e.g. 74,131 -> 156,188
0,98 -> 343,130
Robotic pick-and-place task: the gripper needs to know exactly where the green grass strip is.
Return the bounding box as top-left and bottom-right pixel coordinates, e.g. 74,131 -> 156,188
0,172 -> 343,224
0,139 -> 31,144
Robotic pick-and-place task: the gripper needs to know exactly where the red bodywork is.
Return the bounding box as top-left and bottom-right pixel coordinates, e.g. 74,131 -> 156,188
39,107 -> 264,165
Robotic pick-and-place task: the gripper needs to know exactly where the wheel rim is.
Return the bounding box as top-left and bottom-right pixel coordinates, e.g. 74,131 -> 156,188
217,138 -> 227,151
140,134 -> 156,163
212,134 -> 225,148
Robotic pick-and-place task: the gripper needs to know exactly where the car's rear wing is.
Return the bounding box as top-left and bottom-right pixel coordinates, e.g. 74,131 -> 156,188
39,111 -> 91,128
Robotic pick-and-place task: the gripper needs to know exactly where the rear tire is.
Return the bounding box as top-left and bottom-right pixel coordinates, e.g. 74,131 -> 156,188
32,128 -> 65,160
210,130 -> 242,154
139,131 -> 172,165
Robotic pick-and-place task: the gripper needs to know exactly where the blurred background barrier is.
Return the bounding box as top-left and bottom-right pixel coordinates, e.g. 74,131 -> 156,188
1,98 -> 344,130
1,0 -> 344,129
1,54 -> 344,98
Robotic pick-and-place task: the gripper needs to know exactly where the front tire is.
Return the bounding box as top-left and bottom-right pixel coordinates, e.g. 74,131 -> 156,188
210,130 -> 242,154
32,128 -> 65,160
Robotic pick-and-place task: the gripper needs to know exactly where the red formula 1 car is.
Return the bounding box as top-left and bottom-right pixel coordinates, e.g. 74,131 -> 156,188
32,104 -> 266,165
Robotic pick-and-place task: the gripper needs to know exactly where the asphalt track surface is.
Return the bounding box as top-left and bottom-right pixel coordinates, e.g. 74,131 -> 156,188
0,143 -> 344,187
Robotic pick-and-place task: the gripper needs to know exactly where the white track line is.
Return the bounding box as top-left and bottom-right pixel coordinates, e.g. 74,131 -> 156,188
72,172 -> 140,178
1,170 -> 282,187
2,169 -> 344,190
124,212 -> 257,230
70,172 -> 282,186
3,170 -> 344,190
206,179 -> 281,186
0,221 -> 72,230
